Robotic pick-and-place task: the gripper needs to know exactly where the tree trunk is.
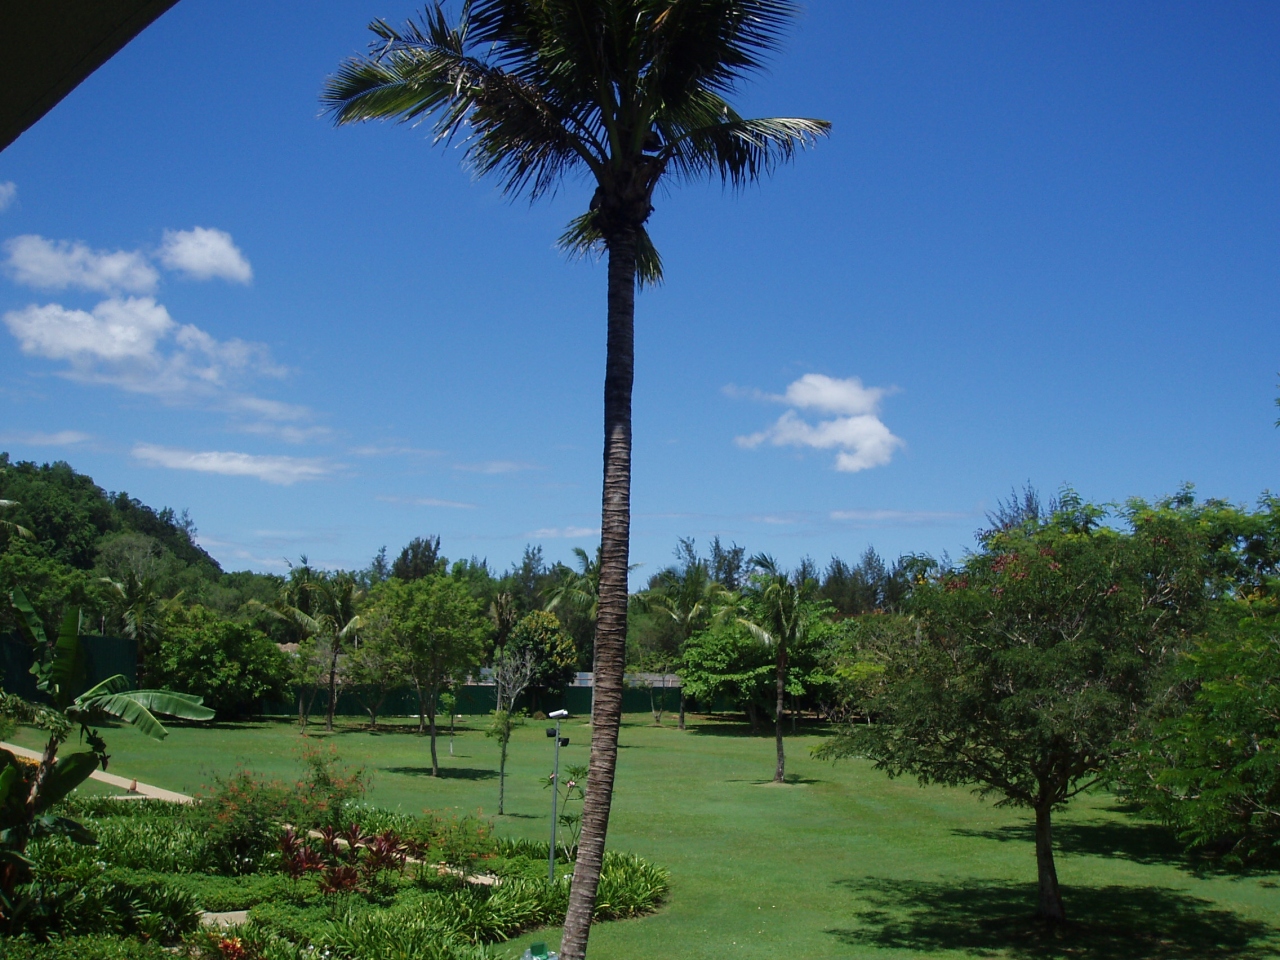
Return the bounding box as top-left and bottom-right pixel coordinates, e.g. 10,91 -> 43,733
1035,802 -> 1065,922
325,642 -> 339,732
678,689 -> 686,730
428,687 -> 439,776
415,682 -> 427,735
774,645 -> 787,783
561,232 -> 636,960
746,701 -> 759,734
498,730 -> 509,815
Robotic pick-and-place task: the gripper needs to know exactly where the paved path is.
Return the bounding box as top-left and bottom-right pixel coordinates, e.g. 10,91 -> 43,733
0,741 -> 193,803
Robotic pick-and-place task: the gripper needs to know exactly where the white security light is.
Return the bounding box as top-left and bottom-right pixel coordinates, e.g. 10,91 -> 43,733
549,709 -> 569,719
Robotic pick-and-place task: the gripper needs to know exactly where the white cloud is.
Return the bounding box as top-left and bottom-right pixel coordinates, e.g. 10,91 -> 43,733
132,443 -> 331,485
526,526 -> 600,539
0,182 -> 15,212
777,373 -> 889,416
4,297 -> 174,362
3,296 -> 291,413
4,235 -> 159,294
159,227 -> 252,284
454,460 -> 539,474
735,373 -> 904,473
0,430 -> 91,446
377,495 -> 476,509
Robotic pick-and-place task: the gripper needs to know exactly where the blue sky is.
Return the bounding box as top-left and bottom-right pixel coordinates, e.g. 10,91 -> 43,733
1,1 -> 1277,582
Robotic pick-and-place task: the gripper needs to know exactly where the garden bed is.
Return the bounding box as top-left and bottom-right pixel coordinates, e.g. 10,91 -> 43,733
1,791 -> 668,960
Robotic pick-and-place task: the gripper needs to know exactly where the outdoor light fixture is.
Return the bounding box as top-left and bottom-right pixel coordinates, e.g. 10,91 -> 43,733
547,709 -> 569,882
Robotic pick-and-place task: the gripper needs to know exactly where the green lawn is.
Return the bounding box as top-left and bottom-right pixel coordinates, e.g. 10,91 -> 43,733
13,714 -> 1280,959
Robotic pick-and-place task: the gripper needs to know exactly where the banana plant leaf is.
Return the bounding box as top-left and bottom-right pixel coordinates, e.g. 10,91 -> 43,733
33,813 -> 96,845
43,608 -> 86,710
0,763 -> 20,813
32,751 -> 98,814
74,675 -> 214,740
9,586 -> 47,646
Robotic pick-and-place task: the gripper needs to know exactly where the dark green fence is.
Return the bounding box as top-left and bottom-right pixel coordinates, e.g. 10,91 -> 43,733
262,683 -> 677,720
0,633 -> 137,700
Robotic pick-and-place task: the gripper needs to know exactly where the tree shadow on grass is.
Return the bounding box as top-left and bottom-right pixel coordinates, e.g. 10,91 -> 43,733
686,715 -> 836,738
828,877 -> 1280,960
381,766 -> 497,780
953,819 -> 1190,869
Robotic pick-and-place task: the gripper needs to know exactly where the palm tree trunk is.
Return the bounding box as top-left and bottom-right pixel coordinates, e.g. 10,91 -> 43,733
561,232 -> 636,960
774,645 -> 787,783
1035,801 -> 1065,922
678,689 -> 686,730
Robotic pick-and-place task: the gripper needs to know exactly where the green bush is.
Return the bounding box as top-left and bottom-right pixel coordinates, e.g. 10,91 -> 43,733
10,864 -> 199,941
31,817 -> 208,874
184,768 -> 290,875
0,934 -> 175,960
148,605 -> 289,717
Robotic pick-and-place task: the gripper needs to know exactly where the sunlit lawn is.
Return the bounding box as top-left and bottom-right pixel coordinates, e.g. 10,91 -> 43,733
14,713 -> 1280,959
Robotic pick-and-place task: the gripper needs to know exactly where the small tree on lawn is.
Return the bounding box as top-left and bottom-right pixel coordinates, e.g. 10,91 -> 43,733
375,576 -> 488,775
816,495 -> 1207,922
487,643 -> 538,815
738,555 -> 819,783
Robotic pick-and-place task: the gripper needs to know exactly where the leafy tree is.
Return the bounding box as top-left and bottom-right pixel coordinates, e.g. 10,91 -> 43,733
818,547 -> 909,617
680,621 -> 774,730
708,537 -> 748,592
816,498 -> 1208,922
392,535 -> 447,581
368,575 -> 488,774
508,610 -> 577,713
146,605 -> 290,717
347,621 -> 408,730
1123,605 -> 1280,864
322,2 -> 827,949
738,555 -> 820,782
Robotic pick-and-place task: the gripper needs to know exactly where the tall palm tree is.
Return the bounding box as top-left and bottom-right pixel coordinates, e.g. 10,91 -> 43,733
263,571 -> 364,732
322,4 -> 827,953
640,558 -> 734,729
739,554 -> 813,783
98,572 -> 181,674
545,546 -> 603,621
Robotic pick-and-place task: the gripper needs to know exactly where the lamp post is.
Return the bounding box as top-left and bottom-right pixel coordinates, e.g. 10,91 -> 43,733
546,708 -> 569,882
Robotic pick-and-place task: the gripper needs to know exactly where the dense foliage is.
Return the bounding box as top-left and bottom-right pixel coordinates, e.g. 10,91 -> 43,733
816,495 -> 1210,920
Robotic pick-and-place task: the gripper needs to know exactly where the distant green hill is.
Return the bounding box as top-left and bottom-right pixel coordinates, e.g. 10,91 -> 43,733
0,452 -> 279,635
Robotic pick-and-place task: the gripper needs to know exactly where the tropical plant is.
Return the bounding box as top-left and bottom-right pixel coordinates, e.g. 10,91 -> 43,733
321,3 -> 828,950
0,587 -> 213,920
97,571 -> 180,671
737,555 -> 818,782
258,568 -> 363,732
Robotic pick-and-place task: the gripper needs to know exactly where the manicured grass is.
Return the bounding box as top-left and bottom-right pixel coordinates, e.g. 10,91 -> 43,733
15,714 -> 1280,959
